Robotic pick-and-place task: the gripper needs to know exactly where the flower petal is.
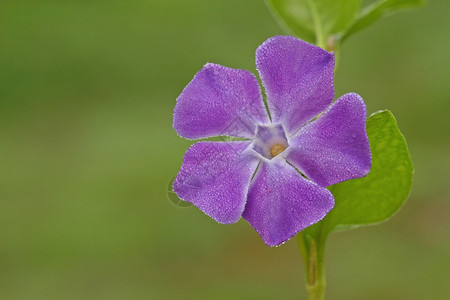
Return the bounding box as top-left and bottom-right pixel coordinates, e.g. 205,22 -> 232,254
287,93 -> 371,187
243,160 -> 334,247
173,141 -> 259,224
256,36 -> 335,135
173,63 -> 270,139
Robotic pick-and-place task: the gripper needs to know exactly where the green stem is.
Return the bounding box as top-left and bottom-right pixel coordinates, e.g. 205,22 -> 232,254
307,0 -> 326,49
297,228 -> 328,300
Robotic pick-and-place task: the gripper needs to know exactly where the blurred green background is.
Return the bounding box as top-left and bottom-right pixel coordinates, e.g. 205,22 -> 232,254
1,0 -> 449,299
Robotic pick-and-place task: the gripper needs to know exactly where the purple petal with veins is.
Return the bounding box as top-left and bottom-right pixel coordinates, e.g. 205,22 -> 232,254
173,36 -> 371,246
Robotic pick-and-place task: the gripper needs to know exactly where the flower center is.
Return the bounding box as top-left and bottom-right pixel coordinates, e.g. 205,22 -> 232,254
252,124 -> 289,159
270,143 -> 286,157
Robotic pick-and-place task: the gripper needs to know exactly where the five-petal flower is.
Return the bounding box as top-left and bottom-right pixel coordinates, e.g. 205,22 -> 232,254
172,36 -> 371,246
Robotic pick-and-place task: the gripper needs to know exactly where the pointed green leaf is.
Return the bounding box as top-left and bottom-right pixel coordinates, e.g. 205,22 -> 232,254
319,110 -> 413,233
342,0 -> 426,41
266,0 -> 361,48
326,110 -> 413,231
266,0 -> 315,43
298,111 -> 413,296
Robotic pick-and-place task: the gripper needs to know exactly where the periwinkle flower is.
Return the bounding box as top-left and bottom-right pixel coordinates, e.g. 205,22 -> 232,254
173,36 -> 371,246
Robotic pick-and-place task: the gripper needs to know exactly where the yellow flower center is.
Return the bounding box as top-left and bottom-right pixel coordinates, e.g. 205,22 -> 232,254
252,124 -> 289,160
270,143 -> 286,158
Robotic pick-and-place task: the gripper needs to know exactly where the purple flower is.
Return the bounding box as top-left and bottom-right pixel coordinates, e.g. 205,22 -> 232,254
172,36 -> 371,246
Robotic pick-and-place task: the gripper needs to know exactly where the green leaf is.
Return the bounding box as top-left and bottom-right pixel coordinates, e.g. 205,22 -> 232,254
266,0 -> 315,43
266,0 -> 361,48
342,0 -> 426,41
322,110 -> 413,233
298,110 -> 412,297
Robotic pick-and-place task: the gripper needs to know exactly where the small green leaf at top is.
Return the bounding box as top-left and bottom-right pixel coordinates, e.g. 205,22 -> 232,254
266,0 -> 425,50
324,110 -> 413,233
266,0 -> 361,49
341,0 -> 426,41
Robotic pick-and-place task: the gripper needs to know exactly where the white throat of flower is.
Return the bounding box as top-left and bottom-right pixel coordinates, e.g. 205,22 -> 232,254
252,123 -> 289,160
